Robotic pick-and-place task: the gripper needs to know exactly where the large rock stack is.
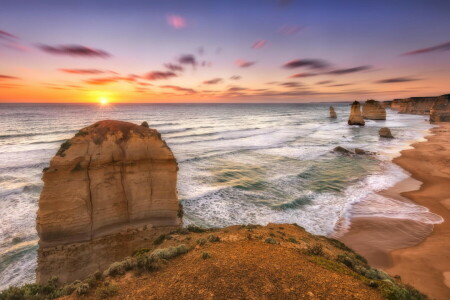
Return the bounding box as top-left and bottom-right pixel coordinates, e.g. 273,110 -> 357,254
362,100 -> 386,120
36,120 -> 181,284
430,94 -> 450,122
329,106 -> 337,118
348,101 -> 365,126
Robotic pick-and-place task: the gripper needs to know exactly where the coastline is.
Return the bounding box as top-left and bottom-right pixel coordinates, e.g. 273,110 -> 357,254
340,123 -> 450,300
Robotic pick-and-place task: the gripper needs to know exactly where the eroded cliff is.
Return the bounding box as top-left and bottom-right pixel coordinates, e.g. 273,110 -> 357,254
36,120 -> 181,284
362,100 -> 386,120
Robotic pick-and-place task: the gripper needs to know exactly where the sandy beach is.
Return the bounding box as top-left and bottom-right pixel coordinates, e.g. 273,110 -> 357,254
341,123 -> 450,300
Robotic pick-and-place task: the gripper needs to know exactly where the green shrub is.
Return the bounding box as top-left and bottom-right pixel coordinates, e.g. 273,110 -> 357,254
133,248 -> 150,256
207,235 -> 220,242
197,238 -> 206,246
103,258 -> 135,277
95,284 -> 119,299
305,244 -> 324,256
152,244 -> 189,259
324,237 -> 353,252
136,255 -> 162,272
288,237 -> 298,244
201,252 -> 211,259
56,140 -> 71,157
75,283 -> 89,295
187,225 -> 208,233
265,238 -> 278,245
153,234 -> 166,245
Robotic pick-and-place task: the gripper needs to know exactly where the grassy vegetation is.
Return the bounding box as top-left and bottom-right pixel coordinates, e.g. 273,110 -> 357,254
305,244 -> 324,256
95,284 -> 118,299
56,140 -> 71,157
207,235 -> 220,242
265,238 -> 278,245
153,234 -> 166,245
201,252 -> 211,259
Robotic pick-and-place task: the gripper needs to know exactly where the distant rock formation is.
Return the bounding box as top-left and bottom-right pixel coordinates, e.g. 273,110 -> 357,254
362,100 -> 386,120
390,97 -> 437,115
36,120 -> 181,284
348,101 -> 365,126
329,106 -> 337,118
382,101 -> 393,109
430,94 -> 450,122
379,127 -> 394,138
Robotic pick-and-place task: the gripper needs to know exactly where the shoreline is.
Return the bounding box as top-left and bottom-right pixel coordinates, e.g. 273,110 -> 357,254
340,123 -> 450,300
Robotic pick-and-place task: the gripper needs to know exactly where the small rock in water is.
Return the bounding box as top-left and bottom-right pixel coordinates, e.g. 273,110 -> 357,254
329,106 -> 337,118
333,146 -> 353,155
379,127 -> 394,138
354,148 -> 374,155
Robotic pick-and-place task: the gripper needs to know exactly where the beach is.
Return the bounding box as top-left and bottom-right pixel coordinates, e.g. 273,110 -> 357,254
341,123 -> 450,300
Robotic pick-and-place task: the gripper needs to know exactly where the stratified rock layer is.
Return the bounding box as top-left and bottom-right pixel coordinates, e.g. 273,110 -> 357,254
348,101 -> 365,126
430,94 -> 450,122
362,100 -> 386,120
390,97 -> 437,115
36,120 -> 181,284
329,106 -> 337,118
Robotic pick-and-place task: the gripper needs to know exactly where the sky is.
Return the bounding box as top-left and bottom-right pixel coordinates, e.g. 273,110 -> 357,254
0,0 -> 450,103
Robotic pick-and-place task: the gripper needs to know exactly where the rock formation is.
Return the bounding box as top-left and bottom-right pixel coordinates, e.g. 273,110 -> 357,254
36,120 -> 181,284
362,100 -> 386,120
379,127 -> 394,138
347,101 -> 365,126
390,97 -> 437,115
329,106 -> 337,118
430,94 -> 450,122
333,146 -> 353,155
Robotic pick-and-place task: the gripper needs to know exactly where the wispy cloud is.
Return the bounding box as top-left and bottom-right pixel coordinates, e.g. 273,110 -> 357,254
317,80 -> 333,85
160,85 -> 196,94
326,66 -> 371,75
167,15 -> 187,29
402,41 -> 450,55
235,59 -> 256,68
0,74 -> 20,80
58,68 -> 117,75
144,71 -> 177,80
203,78 -> 223,85
178,54 -> 197,67
37,44 -> 110,58
376,77 -> 419,83
0,30 -> 17,40
282,59 -> 330,70
289,72 -> 318,78
164,63 -> 184,72
279,25 -> 302,36
230,75 -> 241,80
252,40 -> 267,49
280,81 -> 302,88
84,76 -> 121,85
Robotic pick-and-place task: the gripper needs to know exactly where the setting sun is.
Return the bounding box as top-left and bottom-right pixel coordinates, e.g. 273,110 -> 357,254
99,97 -> 108,105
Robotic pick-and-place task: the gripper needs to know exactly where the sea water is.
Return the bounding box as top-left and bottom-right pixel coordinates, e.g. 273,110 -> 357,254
0,102 -> 442,289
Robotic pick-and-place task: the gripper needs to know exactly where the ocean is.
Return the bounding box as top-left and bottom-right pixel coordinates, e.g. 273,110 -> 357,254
0,102 -> 443,289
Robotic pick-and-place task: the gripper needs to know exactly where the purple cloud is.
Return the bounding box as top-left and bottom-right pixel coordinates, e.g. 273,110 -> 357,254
317,80 -> 333,85
252,40 -> 267,49
0,30 -> 17,40
203,78 -> 223,85
402,41 -> 450,55
326,66 -> 371,75
164,63 -> 184,72
376,77 -> 419,84
230,75 -> 241,80
144,71 -> 177,81
235,59 -> 256,68
283,59 -> 330,70
178,54 -> 197,67
289,72 -> 318,78
37,44 -> 110,58
59,68 -> 117,75
160,85 -> 196,94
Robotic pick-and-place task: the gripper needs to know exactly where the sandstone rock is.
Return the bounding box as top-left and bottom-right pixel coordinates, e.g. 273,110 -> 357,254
379,127 -> 394,138
333,146 -> 353,155
329,106 -> 337,118
36,120 -> 181,284
430,94 -> 450,122
348,101 -> 365,126
354,148 -> 374,155
140,121 -> 149,128
390,97 -> 437,114
362,100 -> 386,120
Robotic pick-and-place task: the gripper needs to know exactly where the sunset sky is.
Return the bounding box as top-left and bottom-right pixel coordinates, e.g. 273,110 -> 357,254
1,0 -> 450,103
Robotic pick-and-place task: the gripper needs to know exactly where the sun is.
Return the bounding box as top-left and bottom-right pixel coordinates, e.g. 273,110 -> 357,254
99,97 -> 109,105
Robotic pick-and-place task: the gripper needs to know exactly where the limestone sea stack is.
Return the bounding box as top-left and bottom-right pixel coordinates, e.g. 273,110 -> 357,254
329,106 -> 337,118
347,101 -> 365,126
36,120 -> 181,284
379,127 -> 394,138
430,94 -> 450,122
362,100 -> 386,120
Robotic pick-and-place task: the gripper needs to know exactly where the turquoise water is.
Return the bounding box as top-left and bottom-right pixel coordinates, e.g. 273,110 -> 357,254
0,103 -> 440,289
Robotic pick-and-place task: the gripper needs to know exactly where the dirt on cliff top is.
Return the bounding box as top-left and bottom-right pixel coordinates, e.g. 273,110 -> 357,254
55,224 -> 425,300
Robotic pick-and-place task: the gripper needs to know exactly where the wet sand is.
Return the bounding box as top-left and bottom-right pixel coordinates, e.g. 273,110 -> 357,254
340,123 -> 450,300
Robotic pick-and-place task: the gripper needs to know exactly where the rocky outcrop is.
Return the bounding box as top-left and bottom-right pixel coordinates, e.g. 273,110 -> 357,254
36,120 -> 181,284
348,101 -> 365,126
362,100 -> 386,120
329,106 -> 337,118
430,94 -> 450,122
390,97 -> 437,115
382,101 -> 393,109
379,127 -> 394,138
